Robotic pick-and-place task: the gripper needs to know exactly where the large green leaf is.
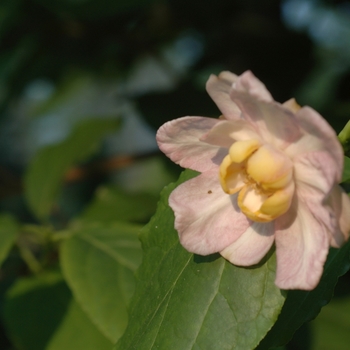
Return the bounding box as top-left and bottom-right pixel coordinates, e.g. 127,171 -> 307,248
46,298 -> 113,350
24,118 -> 120,221
115,170 -> 286,350
3,271 -> 112,350
60,221 -> 142,343
257,240 -> 350,349
0,214 -> 18,266
79,185 -> 157,224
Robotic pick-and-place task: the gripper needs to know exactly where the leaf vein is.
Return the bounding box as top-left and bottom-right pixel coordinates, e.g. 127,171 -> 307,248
127,250 -> 192,350
189,259 -> 226,349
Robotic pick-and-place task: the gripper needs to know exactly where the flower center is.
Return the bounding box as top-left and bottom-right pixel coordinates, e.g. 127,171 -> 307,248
219,139 -> 294,222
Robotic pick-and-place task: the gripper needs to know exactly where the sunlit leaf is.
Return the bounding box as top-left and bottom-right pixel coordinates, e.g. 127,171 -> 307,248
24,118 -> 120,221
114,156 -> 178,195
115,170 -> 286,350
0,214 -> 18,266
60,221 -> 142,343
3,271 -> 112,350
79,185 -> 157,223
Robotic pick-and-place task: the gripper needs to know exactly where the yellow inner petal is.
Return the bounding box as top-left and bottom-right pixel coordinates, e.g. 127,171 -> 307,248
219,155 -> 245,194
260,182 -> 294,218
219,141 -> 294,222
229,139 -> 260,163
247,145 -> 293,189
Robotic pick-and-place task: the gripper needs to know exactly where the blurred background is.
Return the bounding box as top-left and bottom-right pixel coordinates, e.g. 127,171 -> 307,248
0,0 -> 350,349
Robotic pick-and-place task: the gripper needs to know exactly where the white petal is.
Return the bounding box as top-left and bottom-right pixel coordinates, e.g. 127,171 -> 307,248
230,89 -> 302,151
285,107 -> 343,181
220,221 -> 275,265
206,73 -> 241,120
170,170 -> 250,255
156,116 -> 224,172
233,70 -> 273,102
201,119 -> 262,147
275,199 -> 329,290
294,151 -> 339,201
293,153 -> 348,248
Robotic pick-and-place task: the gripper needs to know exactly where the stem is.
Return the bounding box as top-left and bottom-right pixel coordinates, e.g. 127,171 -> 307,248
51,230 -> 73,242
18,242 -> 42,274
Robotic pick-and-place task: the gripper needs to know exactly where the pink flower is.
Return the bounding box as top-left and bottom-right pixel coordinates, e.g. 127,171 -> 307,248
156,70 -> 350,290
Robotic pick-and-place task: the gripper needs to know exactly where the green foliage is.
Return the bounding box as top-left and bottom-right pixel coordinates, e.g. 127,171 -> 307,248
24,118 -> 120,221
3,271 -> 112,350
0,214 -> 18,266
79,185 -> 158,223
46,298 -> 113,350
339,120 -> 350,156
60,221 -> 142,343
312,295 -> 350,350
115,170 -> 286,350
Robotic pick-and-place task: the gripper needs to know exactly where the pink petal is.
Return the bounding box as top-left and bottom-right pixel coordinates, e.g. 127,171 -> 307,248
156,116 -> 224,172
206,72 -> 241,120
230,87 -> 302,151
294,151 -> 338,199
233,71 -> 273,102
327,185 -> 350,247
201,119 -> 262,147
293,151 -> 342,245
169,170 -> 250,255
285,107 -> 343,181
220,221 -> 275,265
275,199 -> 329,290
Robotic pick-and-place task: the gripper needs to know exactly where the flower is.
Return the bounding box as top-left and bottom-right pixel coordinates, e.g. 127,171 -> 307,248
156,70 -> 350,290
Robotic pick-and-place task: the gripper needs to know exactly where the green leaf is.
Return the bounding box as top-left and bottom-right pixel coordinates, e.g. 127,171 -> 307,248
29,74 -> 93,119
0,214 -> 18,266
46,298 -> 113,350
60,221 -> 142,343
24,118 -> 120,221
341,156 -> 350,183
79,185 -> 158,223
256,240 -> 350,349
338,120 -> 350,155
3,271 -> 112,350
115,170 -> 286,350
115,156 -> 178,196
